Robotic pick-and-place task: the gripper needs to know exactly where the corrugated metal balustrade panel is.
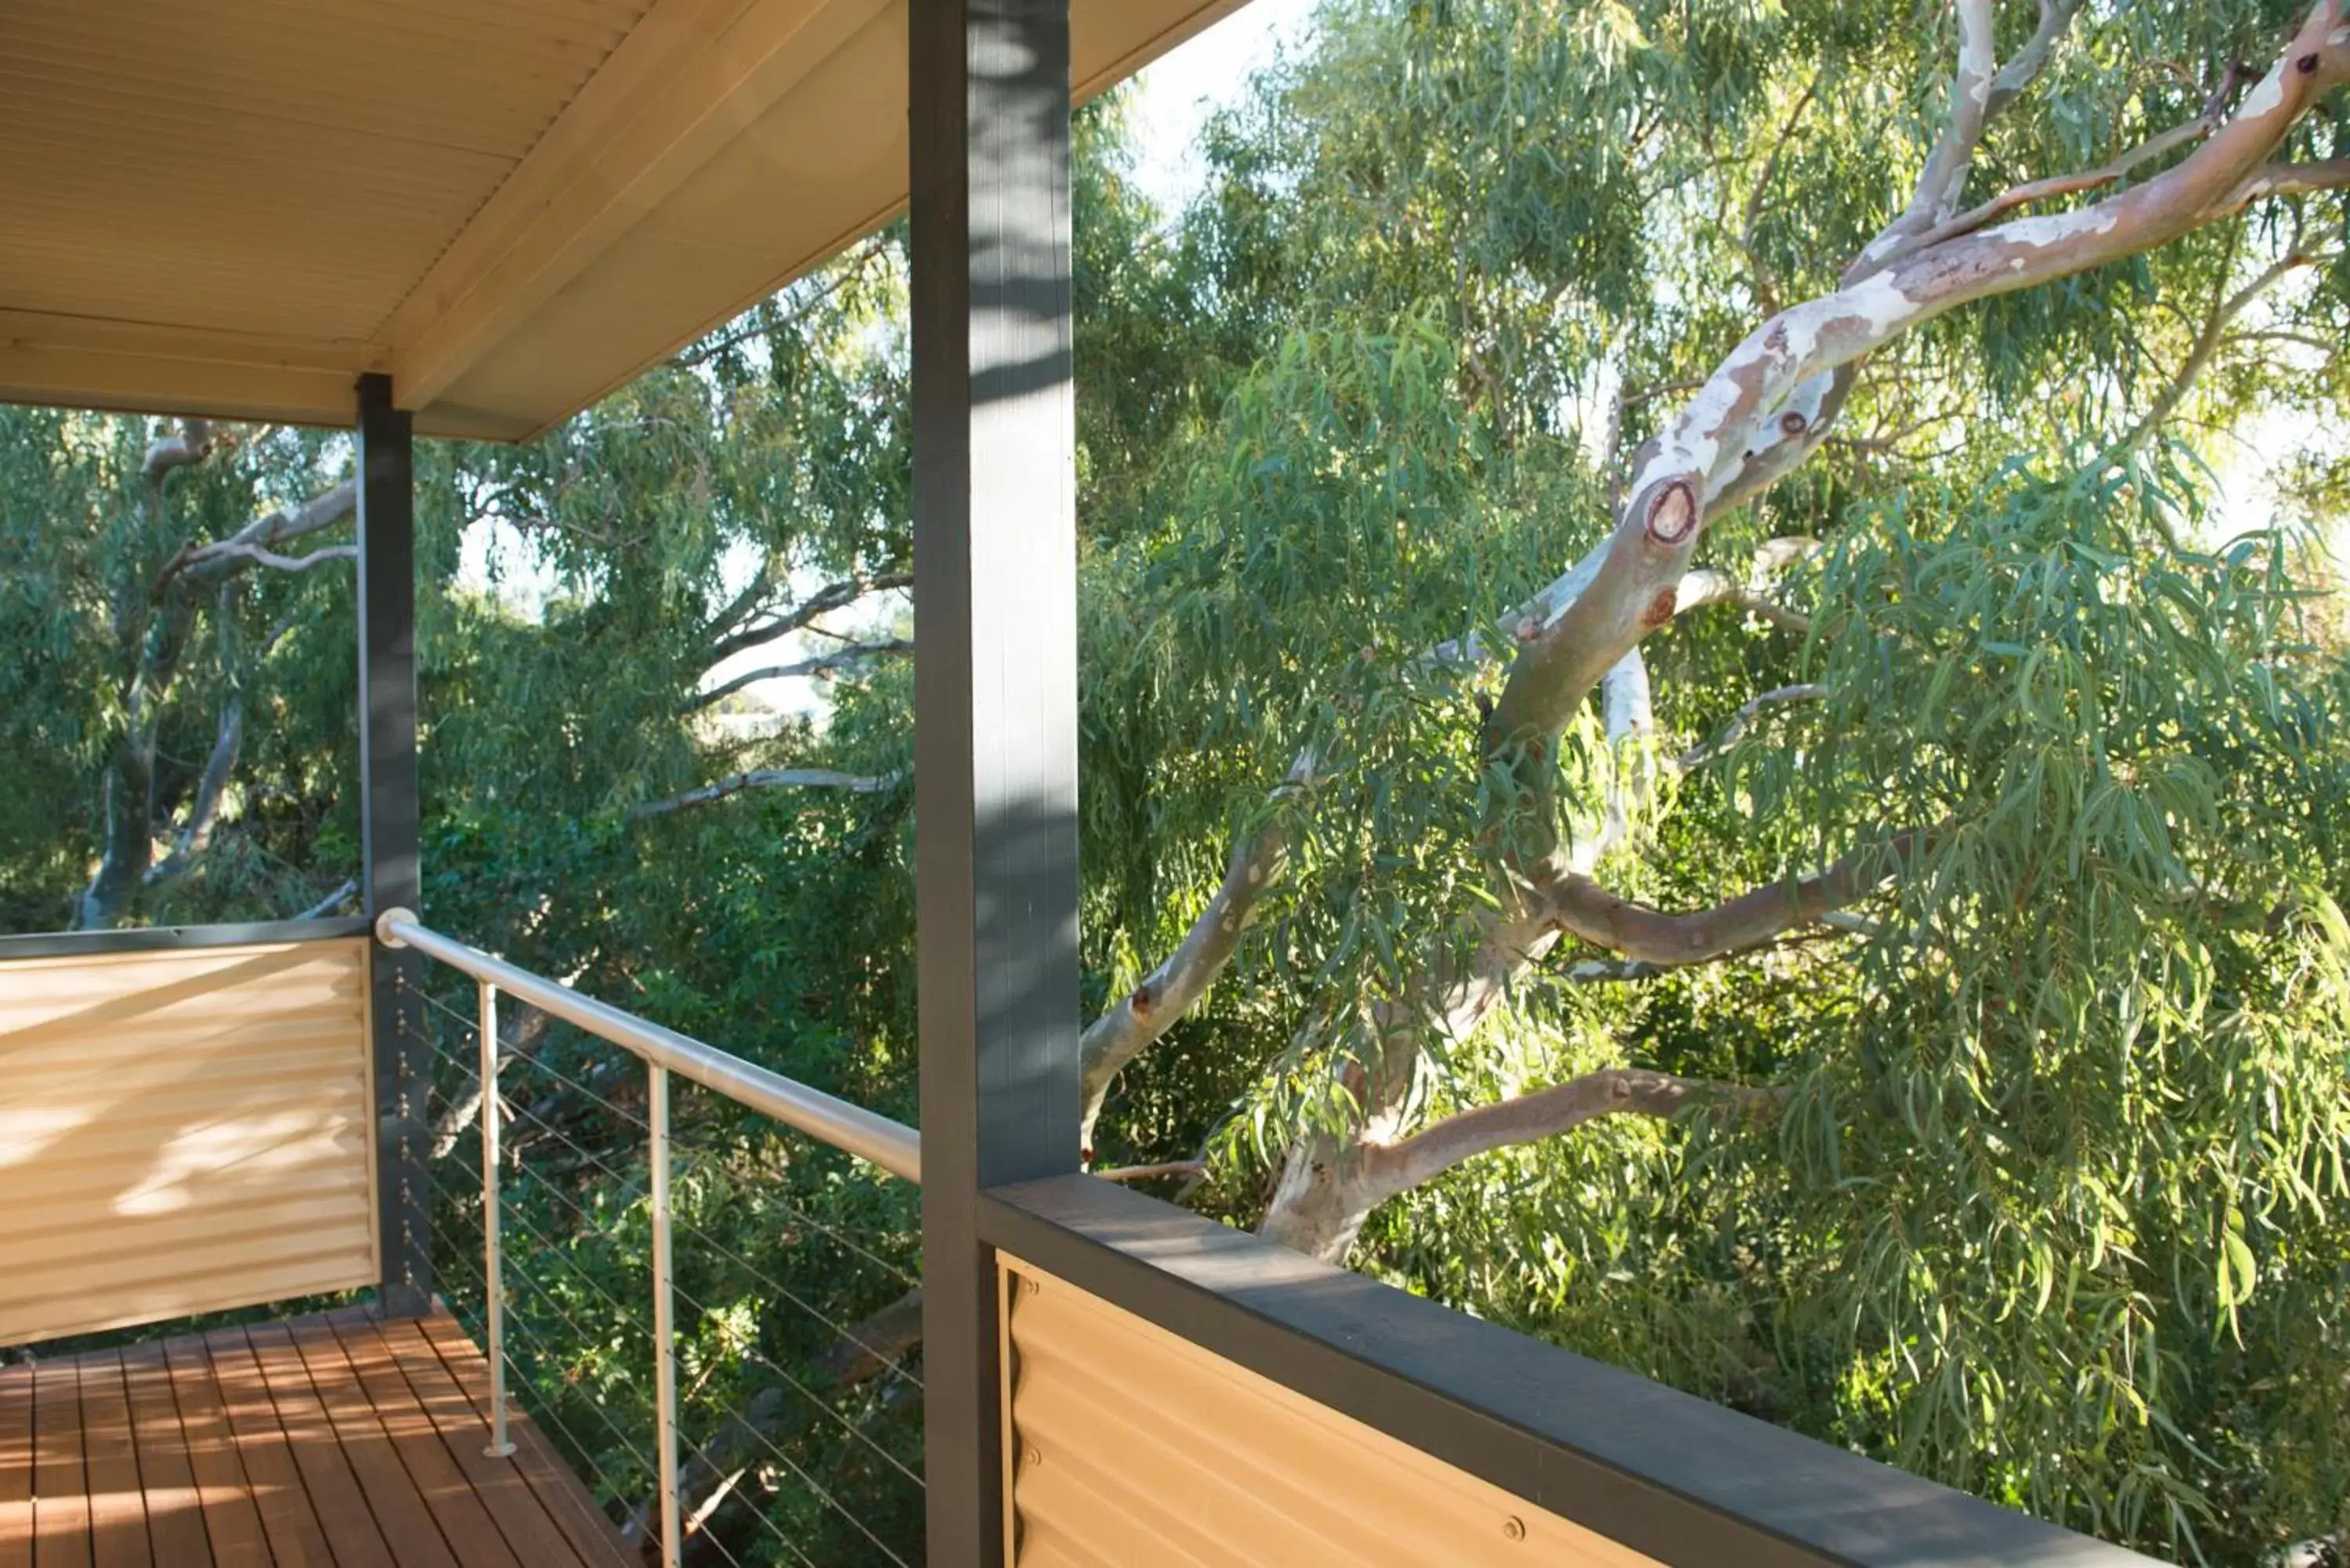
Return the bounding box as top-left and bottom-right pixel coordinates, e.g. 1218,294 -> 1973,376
999,1255 -> 1664,1567
0,938 -> 378,1346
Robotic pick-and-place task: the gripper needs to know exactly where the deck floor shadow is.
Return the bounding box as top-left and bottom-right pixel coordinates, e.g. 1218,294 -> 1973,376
0,1306 -> 638,1568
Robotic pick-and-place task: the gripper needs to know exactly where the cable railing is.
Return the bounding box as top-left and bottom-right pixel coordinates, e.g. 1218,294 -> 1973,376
380,909 -> 925,1568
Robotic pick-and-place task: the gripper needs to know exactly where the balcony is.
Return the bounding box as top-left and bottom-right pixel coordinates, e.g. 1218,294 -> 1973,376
0,2 -> 2211,1564
2,911 -> 2151,1566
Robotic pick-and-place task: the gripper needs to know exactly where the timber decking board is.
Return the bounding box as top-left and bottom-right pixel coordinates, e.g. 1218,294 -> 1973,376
28,1362 -> 85,1568
333,1320 -> 576,1568
405,1313 -> 641,1568
116,1347 -> 209,1568
161,1335 -> 269,1563
0,1309 -> 632,1567
71,1355 -> 145,1568
200,1329 -> 335,1568
0,1353 -> 30,1568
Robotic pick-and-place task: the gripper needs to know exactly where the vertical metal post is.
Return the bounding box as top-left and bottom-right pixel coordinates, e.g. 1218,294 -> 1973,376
477,979 -> 516,1458
910,2 -> 1082,1563
649,1064 -> 682,1568
357,370 -> 432,1320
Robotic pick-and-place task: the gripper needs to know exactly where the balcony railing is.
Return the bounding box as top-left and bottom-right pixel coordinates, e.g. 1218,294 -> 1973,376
2,910 -> 2160,1567
379,909 -> 925,1568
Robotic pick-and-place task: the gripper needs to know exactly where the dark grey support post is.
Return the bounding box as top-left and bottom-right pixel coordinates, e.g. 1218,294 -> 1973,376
357,371 -> 432,1319
909,2 -> 1082,1561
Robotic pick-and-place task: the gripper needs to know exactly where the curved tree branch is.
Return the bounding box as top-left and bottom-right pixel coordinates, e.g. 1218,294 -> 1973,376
2214,155 -> 2350,210
1094,1160 -> 1210,1184
628,767 -> 899,822
146,697 -> 241,891
1542,830 -> 1925,966
2113,240 -> 2316,458
1669,568 -> 1813,634
1918,112 -> 2220,253
703,572 -> 913,667
1867,0 -> 2001,262
142,417 -> 215,486
429,1003 -> 555,1159
684,639 -> 913,714
201,542 -> 356,576
1674,683 -> 1828,771
1361,1068 -> 1784,1204
154,480 -> 357,598
1079,754 -> 1312,1148
1985,0 -> 2090,117
295,877 -> 360,920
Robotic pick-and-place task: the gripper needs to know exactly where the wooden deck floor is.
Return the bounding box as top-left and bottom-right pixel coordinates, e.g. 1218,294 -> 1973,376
0,1307 -> 638,1567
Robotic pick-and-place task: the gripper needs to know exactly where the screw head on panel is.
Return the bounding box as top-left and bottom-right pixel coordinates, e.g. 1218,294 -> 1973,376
1024,1446 -> 1043,1469
1502,1516 -> 1526,1542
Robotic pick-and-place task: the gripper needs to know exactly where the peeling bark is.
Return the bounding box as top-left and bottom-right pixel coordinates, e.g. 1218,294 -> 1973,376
1490,0 -> 2350,754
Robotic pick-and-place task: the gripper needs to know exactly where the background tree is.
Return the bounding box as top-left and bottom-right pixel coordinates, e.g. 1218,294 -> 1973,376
0,411 -> 361,930
1065,2 -> 2350,1559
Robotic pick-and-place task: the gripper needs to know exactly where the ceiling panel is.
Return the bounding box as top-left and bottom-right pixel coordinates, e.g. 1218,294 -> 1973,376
0,0 -> 1253,438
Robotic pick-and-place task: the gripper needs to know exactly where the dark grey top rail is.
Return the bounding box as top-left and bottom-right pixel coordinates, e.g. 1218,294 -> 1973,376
981,1174 -> 2156,1568
0,917 -> 372,959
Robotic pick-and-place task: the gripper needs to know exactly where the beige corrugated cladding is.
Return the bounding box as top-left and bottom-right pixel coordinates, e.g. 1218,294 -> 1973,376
998,1256 -> 1665,1567
0,0 -> 1249,441
0,940 -> 378,1346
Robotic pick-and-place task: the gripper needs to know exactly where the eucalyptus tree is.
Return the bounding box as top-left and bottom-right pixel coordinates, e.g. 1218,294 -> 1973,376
1161,0 -> 2350,1254
1061,1 -> 2350,1555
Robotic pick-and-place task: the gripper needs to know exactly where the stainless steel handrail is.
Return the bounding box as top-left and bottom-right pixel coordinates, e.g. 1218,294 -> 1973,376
378,906 -> 920,1568
376,909 -> 922,1182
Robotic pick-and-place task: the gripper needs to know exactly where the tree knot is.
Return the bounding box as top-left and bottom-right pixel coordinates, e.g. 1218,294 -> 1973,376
1643,479 -> 1698,546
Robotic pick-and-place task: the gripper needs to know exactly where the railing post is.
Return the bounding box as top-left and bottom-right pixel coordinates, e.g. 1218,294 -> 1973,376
910,2 -> 1083,1562
649,1064 -> 682,1568
356,370 -> 432,1320
478,978 -> 517,1458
